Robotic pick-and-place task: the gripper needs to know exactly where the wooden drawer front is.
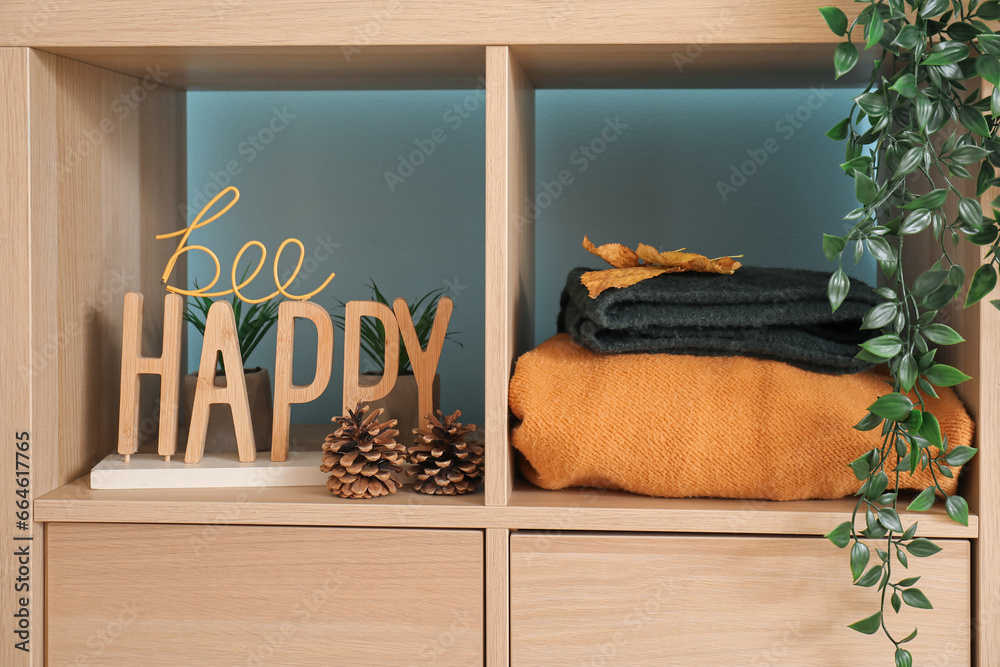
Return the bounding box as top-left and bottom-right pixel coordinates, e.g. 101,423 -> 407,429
511,533 -> 970,666
47,524 -> 483,666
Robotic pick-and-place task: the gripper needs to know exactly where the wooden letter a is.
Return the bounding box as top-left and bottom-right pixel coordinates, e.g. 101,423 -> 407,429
185,301 -> 256,463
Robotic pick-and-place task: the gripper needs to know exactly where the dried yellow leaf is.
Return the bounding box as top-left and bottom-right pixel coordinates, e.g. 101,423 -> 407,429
582,235 -> 640,268
581,237 -> 742,298
580,266 -> 677,298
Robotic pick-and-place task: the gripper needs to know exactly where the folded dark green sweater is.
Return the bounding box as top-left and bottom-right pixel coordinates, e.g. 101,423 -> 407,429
557,266 -> 881,374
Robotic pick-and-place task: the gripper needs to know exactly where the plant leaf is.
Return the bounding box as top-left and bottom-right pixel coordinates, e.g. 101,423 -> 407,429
901,188 -> 948,211
878,507 -> 904,533
966,264 -> 998,307
819,6 -> 849,36
851,541 -> 871,581
922,323 -> 964,345
907,487 -> 937,512
869,393 -> 913,421
828,269 -> 850,312
945,495 -> 970,525
906,537 -> 943,557
825,521 -> 853,548
835,42 -> 860,79
902,588 -> 933,609
923,363 -> 972,387
945,445 -> 978,466
848,611 -> 883,635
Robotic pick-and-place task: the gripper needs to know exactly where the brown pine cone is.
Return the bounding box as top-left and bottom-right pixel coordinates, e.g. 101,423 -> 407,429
409,409 -> 484,495
321,402 -> 405,499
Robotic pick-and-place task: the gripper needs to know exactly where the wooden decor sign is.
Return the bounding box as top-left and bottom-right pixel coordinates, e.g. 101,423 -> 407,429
116,294 -> 453,463
115,186 -> 455,467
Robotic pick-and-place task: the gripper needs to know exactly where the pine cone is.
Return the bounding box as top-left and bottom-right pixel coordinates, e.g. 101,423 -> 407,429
321,402 -> 405,499
408,409 -> 484,495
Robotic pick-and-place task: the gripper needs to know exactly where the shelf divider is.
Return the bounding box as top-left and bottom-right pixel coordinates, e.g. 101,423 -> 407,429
485,46 -> 535,506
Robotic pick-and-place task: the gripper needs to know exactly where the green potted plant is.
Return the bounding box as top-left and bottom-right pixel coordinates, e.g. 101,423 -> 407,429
181,286 -> 281,452
333,280 -> 461,443
819,1 -> 999,661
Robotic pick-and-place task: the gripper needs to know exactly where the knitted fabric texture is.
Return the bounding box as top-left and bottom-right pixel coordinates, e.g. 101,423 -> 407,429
509,334 -> 973,501
558,266 -> 881,374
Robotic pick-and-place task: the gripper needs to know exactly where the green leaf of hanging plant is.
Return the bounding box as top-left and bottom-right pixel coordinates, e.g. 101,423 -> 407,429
902,588 -> 934,609
848,455 -> 871,480
860,334 -> 904,358
922,41 -> 969,66
855,565 -> 883,587
921,0 -> 951,16
896,146 -> 924,176
828,269 -> 850,312
822,234 -> 846,261
922,283 -> 961,310
855,171 -> 878,204
899,353 -> 918,392
959,198 -> 984,229
878,508 -> 904,533
966,264 -> 998,307
960,105 -> 991,137
907,487 -> 937,512
980,33 -> 1000,57
912,269 -> 948,296
854,412 -> 884,431
895,648 -> 913,667
851,541 -> 871,581
906,538 -> 943,557
869,393 -> 913,421
945,445 -> 978,466
924,363 -> 972,387
866,18 -> 885,49
891,590 -> 902,613
922,323 -> 964,345
915,93 -> 933,130
977,55 -> 1000,86
826,117 -> 851,140
946,495 -> 970,525
978,0 -> 1000,20
890,73 -> 918,98
819,6 -> 849,36
861,301 -> 897,329
899,208 -> 933,235
895,24 -> 923,50
835,42 -> 860,79
901,188 -> 948,210
848,611 -> 883,634
950,145 -> 991,166
918,411 -> 943,448
825,521 -> 853,548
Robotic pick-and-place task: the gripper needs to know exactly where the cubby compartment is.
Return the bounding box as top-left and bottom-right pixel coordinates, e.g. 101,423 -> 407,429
486,50 -> 989,542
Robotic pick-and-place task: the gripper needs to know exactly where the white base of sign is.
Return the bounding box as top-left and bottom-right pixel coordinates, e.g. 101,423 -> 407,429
90,450 -> 327,489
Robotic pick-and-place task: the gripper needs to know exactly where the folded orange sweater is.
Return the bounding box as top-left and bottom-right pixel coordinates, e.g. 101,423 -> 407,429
509,334 -> 974,501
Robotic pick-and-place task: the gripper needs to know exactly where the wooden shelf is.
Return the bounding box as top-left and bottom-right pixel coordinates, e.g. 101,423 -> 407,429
510,44 -> 874,89
39,46 -> 486,90
35,476 -> 978,538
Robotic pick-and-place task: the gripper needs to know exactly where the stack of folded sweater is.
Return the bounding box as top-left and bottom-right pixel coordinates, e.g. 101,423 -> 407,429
509,266 -> 974,501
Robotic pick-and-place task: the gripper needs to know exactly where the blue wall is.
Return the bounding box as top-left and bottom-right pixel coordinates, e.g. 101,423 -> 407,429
186,87 -> 872,427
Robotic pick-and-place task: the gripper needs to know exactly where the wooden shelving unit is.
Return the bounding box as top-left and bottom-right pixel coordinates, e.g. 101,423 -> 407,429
3,2 -> 998,665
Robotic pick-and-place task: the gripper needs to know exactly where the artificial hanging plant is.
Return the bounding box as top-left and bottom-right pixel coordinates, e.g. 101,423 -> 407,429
820,0 -> 1000,662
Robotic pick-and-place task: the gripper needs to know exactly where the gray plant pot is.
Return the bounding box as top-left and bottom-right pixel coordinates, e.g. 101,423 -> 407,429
181,367 -> 273,453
